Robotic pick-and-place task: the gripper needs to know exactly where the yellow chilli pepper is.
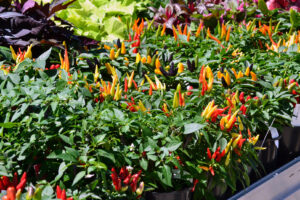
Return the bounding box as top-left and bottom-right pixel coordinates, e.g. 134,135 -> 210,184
94,65 -> 99,83
10,46 -> 17,60
173,91 -> 179,108
178,63 -> 184,73
147,55 -> 152,64
24,44 -> 33,59
225,71 -> 231,86
250,71 -> 257,81
138,100 -> 147,112
201,100 -> 214,118
114,84 -> 122,101
155,68 -> 163,75
141,57 -> 147,64
163,103 -> 169,113
115,48 -> 121,58
121,42 -> 126,54
145,74 -> 156,90
104,44 -> 111,50
136,53 -> 141,64
155,58 -> 161,69
225,138 -> 233,154
105,63 -> 113,74
128,71 -> 134,89
225,110 -> 239,129
206,66 -> 214,91
110,49 -> 115,60
206,105 -> 218,119
245,67 -> 250,76
232,68 -> 238,78
225,152 -> 231,166
155,75 -> 163,90
237,71 -> 244,79
110,75 -> 118,96
124,57 -> 129,66
238,116 -> 244,131
232,134 -> 242,148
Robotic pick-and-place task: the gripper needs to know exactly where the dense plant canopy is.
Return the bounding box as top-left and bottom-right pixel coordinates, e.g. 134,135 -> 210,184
0,0 -> 300,200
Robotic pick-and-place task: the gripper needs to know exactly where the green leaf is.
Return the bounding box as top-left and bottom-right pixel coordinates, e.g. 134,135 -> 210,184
184,123 -> 205,134
80,87 -> 92,97
166,140 -> 182,152
113,108 -> 125,121
34,48 -> 52,70
51,102 -> 58,112
8,73 -> 20,84
0,166 -> 9,176
290,8 -> 297,26
59,134 -> 73,145
162,165 -> 172,187
140,158 -> 148,170
0,122 -> 19,128
54,162 -> 68,182
257,81 -> 273,89
98,149 -> 115,163
219,138 -> 227,151
258,0 -> 269,15
72,171 -> 86,186
47,150 -> 78,162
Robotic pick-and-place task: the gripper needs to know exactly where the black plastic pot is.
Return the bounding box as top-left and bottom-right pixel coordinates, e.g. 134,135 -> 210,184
278,127 -> 300,164
278,104 -> 300,164
258,138 -> 278,173
145,188 -> 192,200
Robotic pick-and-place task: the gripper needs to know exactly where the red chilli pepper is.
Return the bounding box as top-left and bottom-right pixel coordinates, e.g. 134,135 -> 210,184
239,92 -> 245,104
216,150 -> 225,162
0,179 -> 4,190
61,189 -> 67,200
234,148 -> 241,156
149,85 -> 153,96
56,185 -> 62,198
16,178 -> 26,191
207,148 -> 212,160
187,86 -> 193,96
2,176 -> 11,188
212,147 -> 220,159
119,167 -> 129,180
191,179 -> 199,192
130,170 -> 142,192
246,95 -> 251,101
20,172 -> 27,182
12,172 -> 18,187
240,105 -> 247,115
6,187 -> 16,200
132,80 -> 138,90
124,78 -> 128,93
209,166 -> 215,176
237,138 -> 246,149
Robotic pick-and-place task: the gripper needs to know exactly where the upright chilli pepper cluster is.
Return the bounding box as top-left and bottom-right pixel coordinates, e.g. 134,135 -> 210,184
0,172 -> 27,200
56,186 -> 73,200
111,167 -> 144,197
199,65 -> 214,95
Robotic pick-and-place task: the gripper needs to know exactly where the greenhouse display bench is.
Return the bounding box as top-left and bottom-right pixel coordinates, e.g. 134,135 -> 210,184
229,156 -> 300,200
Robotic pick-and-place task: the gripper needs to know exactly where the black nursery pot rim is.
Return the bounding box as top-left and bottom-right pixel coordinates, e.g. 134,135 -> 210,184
145,187 -> 192,200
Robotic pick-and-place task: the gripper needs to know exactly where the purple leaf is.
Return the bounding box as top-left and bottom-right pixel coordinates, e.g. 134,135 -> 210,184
166,17 -> 176,29
148,6 -> 157,12
0,12 -> 24,18
22,0 -> 36,13
49,0 -> 76,17
13,29 -> 31,38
